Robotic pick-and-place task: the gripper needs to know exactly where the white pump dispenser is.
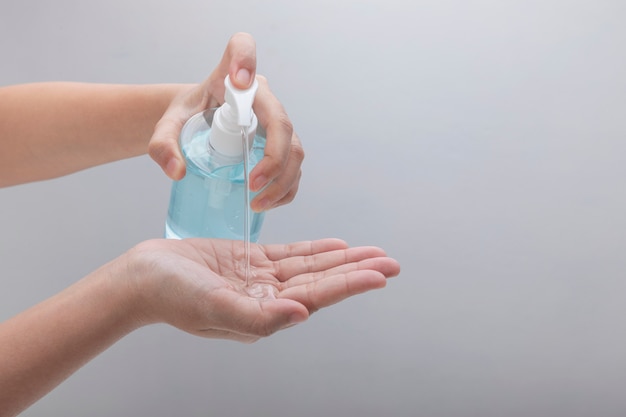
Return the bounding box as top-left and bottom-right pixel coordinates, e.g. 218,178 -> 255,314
209,76 -> 259,158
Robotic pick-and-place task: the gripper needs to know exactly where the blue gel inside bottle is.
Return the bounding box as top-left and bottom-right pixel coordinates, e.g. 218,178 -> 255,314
164,109 -> 266,241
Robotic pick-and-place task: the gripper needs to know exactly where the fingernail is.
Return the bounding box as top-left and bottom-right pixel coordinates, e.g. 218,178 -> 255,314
289,313 -> 307,326
236,68 -> 252,87
252,197 -> 270,213
252,175 -> 268,191
166,158 -> 183,179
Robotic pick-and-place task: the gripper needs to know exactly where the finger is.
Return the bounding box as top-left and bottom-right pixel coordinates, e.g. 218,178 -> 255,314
186,328 -> 260,344
149,113 -> 189,180
273,246 -> 391,282
269,168 -> 301,209
149,86 -> 207,180
201,290 -> 309,338
281,256 -> 401,289
198,32 -> 258,107
207,32 -> 256,94
225,32 -> 257,89
251,132 -> 303,211
278,270 -> 388,313
249,76 -> 303,211
263,239 -> 349,261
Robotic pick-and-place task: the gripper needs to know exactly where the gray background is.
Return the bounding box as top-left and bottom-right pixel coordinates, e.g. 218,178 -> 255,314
1,0 -> 625,416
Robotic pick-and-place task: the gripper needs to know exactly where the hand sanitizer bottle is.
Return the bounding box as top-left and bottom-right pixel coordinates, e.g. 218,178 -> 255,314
164,76 -> 266,241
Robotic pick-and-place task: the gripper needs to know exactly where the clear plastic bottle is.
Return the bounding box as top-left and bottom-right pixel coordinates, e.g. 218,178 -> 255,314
164,76 -> 266,241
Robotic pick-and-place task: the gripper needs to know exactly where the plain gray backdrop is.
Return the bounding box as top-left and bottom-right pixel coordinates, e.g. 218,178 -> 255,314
2,1 -> 626,416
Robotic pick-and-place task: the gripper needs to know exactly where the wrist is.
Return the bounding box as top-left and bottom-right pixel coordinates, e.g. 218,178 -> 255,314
82,252 -> 149,334
117,240 -> 172,327
0,252 -> 149,414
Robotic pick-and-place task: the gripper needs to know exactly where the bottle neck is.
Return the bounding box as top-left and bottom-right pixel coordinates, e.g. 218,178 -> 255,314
208,104 -> 258,159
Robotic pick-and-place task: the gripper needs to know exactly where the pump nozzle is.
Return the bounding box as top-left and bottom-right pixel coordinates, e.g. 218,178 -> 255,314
208,75 -> 259,158
224,75 -> 258,127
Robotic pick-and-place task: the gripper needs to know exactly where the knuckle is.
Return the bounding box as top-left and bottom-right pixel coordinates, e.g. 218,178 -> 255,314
281,185 -> 300,206
147,139 -> 163,160
147,137 -> 170,162
290,141 -> 305,163
149,117 -> 183,162
275,113 -> 294,136
260,150 -> 285,176
280,189 -> 297,206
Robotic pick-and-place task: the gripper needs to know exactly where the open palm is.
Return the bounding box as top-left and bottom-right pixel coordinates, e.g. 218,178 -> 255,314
127,238 -> 400,342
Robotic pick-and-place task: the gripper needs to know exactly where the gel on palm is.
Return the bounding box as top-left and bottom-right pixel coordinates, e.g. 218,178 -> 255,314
165,76 -> 266,241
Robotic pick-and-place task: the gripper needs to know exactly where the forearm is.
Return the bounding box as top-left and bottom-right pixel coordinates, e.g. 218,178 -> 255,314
0,82 -> 191,187
0,255 -> 142,417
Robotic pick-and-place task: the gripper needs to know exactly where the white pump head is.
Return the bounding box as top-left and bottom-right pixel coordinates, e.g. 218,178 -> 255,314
209,75 -> 259,158
224,75 -> 258,126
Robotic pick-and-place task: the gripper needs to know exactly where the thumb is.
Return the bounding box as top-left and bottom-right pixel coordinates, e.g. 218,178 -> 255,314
149,32 -> 257,180
235,297 -> 309,337
223,32 -> 257,90
149,113 -> 187,180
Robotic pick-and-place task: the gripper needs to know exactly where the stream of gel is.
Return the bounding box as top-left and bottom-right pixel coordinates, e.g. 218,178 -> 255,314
241,127 -> 277,300
241,127 -> 252,287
